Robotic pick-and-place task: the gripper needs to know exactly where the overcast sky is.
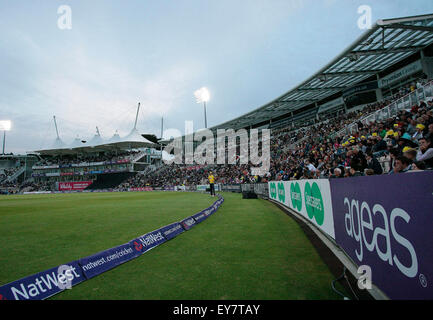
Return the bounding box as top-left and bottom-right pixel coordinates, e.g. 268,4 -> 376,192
1,0 -> 433,153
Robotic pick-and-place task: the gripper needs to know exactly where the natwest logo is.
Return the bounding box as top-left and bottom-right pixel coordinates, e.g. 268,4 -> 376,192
343,197 -> 418,278
133,241 -> 143,252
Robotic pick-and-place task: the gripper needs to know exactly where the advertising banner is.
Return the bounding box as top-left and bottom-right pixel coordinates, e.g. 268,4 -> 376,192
330,172 -> 433,300
129,187 -> 153,192
159,222 -> 185,241
268,180 -> 335,239
79,243 -> 140,279
0,195 -> 225,300
180,216 -> 196,230
0,261 -> 85,300
343,80 -> 378,97
197,184 -> 221,192
192,210 -> 208,224
203,207 -> 214,217
58,181 -> 93,191
379,60 -> 423,88
130,229 -> 167,255
318,97 -> 345,114
253,183 -> 269,198
221,184 -> 242,193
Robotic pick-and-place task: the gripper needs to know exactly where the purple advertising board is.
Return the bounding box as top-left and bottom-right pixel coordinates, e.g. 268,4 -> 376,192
330,171 -> 433,299
130,229 -> 167,254
0,260 -> 85,300
180,216 -> 196,230
79,243 -> 140,279
192,210 -> 208,224
159,222 -> 185,241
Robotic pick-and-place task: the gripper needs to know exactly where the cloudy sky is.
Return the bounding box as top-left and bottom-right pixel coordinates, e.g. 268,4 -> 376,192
1,0 -> 433,153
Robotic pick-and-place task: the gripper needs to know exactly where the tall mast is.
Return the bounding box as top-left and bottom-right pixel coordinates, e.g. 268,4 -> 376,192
161,116 -> 164,139
133,102 -> 141,130
53,116 -> 60,139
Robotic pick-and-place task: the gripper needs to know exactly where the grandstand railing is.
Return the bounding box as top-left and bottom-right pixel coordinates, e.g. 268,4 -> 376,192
131,150 -> 151,163
333,80 -> 433,138
6,166 -> 26,182
283,80 -> 433,149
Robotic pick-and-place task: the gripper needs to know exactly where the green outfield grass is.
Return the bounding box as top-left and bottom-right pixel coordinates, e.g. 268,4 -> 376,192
0,191 -> 346,300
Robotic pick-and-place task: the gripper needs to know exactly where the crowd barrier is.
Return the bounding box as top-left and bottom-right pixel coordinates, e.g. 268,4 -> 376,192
221,184 -> 242,193
0,195 -> 224,300
268,171 -> 433,300
196,184 -> 222,192
220,183 -> 269,198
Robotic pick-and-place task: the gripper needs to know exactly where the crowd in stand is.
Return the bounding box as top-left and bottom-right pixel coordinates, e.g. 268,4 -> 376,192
2,80 -> 433,194
270,100 -> 433,181
117,81 -> 433,188
0,167 -> 21,182
0,150 -> 143,194
34,150 -> 142,167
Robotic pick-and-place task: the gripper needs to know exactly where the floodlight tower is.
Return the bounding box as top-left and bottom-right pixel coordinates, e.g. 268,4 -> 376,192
0,120 -> 12,155
194,87 -> 210,128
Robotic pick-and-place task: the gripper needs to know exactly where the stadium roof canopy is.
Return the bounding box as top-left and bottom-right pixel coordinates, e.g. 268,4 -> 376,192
212,13 -> 433,131
34,129 -> 157,156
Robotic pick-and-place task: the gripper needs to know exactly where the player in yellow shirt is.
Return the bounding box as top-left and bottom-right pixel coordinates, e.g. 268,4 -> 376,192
208,171 -> 215,197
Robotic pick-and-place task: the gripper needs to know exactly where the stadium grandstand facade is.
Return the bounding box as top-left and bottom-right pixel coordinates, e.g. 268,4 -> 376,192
210,14 -> 433,132
2,11 -> 433,303
1,13 -> 433,194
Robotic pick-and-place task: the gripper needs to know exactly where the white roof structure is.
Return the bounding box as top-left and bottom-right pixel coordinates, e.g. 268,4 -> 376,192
86,133 -> 104,146
108,131 -> 121,144
35,129 -> 157,155
69,136 -> 84,148
34,103 -> 158,155
51,137 -> 67,149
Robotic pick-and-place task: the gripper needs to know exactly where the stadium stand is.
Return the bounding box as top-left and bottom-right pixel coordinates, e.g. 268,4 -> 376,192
113,79 -> 433,189
2,14 -> 433,194
3,80 -> 432,194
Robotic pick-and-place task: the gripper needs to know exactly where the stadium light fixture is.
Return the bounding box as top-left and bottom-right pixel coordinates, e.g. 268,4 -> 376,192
0,120 -> 12,155
194,87 -> 210,128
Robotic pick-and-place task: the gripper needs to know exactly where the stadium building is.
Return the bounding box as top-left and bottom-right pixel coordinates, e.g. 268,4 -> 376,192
28,106 -> 163,192
209,14 -> 433,132
1,11 -> 433,303
5,13 -> 433,193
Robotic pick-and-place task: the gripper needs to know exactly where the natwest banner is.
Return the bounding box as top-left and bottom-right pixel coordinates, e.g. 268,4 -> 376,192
58,181 -> 93,191
330,172 -> 433,300
0,261 -> 85,300
79,243 -> 139,279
